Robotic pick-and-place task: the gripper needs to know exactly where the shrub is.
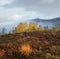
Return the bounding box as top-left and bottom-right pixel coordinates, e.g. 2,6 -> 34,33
0,49 -> 5,57
19,44 -> 32,56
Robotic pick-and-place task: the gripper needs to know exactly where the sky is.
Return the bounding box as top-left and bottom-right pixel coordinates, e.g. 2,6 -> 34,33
0,0 -> 60,27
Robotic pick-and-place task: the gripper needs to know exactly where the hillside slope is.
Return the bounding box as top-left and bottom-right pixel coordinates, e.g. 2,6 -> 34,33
0,31 -> 60,59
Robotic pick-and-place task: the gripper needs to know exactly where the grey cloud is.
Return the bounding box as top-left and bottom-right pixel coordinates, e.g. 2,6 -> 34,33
2,0 -> 60,19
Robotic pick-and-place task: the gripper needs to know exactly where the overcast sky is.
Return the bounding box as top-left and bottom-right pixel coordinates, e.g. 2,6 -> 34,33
0,0 -> 60,25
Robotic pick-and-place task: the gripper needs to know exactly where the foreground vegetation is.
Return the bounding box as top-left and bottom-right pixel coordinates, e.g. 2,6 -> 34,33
0,30 -> 60,59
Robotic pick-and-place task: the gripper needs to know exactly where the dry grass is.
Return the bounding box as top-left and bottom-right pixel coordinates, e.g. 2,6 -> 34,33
19,43 -> 32,56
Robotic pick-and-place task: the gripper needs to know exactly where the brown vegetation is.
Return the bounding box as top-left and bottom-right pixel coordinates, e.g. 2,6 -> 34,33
0,30 -> 60,59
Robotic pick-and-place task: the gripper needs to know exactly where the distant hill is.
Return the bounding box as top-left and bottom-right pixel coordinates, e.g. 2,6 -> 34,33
28,17 -> 60,28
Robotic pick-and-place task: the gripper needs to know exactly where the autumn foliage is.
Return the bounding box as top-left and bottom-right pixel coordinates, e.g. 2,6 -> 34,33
0,49 -> 5,57
14,23 -> 42,33
0,31 -> 60,59
19,44 -> 32,56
